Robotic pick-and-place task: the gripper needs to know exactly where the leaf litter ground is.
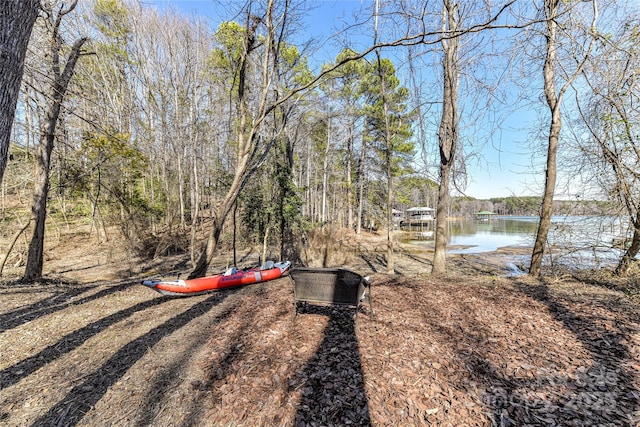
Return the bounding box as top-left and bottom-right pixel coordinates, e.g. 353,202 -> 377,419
1,232 -> 640,426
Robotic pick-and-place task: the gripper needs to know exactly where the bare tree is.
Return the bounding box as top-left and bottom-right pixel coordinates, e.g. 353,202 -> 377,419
574,12 -> 640,276
0,0 -> 41,187
395,0 -> 517,275
529,0 -> 598,277
432,0 -> 460,275
23,0 -> 87,281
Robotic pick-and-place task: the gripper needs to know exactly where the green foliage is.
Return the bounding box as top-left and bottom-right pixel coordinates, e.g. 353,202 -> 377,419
279,43 -> 314,87
93,0 -> 130,41
90,37 -> 129,66
240,185 -> 268,244
240,138 -> 305,251
82,131 -> 147,175
361,57 -> 415,177
80,130 -> 162,221
207,21 -> 245,88
396,175 -> 439,206
210,21 -> 244,69
310,118 -> 328,155
321,48 -> 367,99
82,0 -> 132,134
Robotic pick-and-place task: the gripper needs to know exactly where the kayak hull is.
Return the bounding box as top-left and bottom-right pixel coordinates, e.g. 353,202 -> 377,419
142,261 -> 291,296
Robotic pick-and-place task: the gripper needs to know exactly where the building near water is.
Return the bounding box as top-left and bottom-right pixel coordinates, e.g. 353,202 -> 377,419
401,207 -> 435,229
475,211 -> 497,221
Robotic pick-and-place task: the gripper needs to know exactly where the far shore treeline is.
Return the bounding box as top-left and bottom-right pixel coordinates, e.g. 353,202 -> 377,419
450,196 -> 612,218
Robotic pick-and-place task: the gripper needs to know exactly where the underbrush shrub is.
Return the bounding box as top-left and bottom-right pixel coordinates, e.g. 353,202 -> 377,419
130,227 -> 190,259
300,225 -> 355,267
572,265 -> 640,301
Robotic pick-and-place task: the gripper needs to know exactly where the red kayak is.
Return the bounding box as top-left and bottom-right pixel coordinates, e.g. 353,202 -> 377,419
142,261 -> 291,296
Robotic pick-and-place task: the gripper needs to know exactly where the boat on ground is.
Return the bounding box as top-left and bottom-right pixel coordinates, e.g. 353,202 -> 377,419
142,260 -> 292,296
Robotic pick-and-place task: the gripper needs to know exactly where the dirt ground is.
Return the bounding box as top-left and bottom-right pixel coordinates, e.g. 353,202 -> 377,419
1,229 -> 640,426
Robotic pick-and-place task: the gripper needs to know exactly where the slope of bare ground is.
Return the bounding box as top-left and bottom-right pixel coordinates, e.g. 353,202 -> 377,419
1,227 -> 640,426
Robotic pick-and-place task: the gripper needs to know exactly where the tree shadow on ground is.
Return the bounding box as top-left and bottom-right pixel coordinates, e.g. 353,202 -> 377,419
29,291 -> 235,427
0,288 -> 171,390
358,254 -> 378,273
0,279 -> 135,332
293,305 -> 371,426
131,295 -> 250,427
510,280 -> 640,425
180,283 -> 298,426
393,252 -> 433,275
181,295 -> 262,427
401,252 -> 432,266
444,281 -> 638,425
388,273 -> 640,425
359,254 -> 391,273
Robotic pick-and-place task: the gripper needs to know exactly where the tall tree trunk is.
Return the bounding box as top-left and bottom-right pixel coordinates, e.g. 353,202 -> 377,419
376,56 -> 395,275
190,149 -> 200,265
305,139 -> 311,218
432,0 -> 459,275
24,133 -> 54,280
346,122 -> 354,229
529,111 -> 560,277
373,0 -> 395,273
529,0 -> 597,276
0,0 -> 40,188
529,0 -> 560,277
433,162 -> 451,274
356,122 -> 367,236
321,115 -> 330,223
23,2 -> 86,281
178,149 -> 186,230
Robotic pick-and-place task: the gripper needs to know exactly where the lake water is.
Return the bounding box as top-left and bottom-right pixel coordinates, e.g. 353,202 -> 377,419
402,216 -> 631,268
402,217 -> 537,252
445,217 -> 539,253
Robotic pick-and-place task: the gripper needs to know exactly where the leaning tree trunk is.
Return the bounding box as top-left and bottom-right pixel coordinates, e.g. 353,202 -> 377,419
615,218 -> 640,276
0,0 -> 41,188
188,0 -> 280,278
188,159 -> 245,278
23,5 -> 86,280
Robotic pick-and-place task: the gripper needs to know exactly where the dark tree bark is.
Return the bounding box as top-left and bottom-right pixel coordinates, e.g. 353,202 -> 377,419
23,1 -> 86,281
0,0 -> 41,187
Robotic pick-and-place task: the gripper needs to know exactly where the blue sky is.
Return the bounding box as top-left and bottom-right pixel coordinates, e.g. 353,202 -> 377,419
142,0 -> 553,200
